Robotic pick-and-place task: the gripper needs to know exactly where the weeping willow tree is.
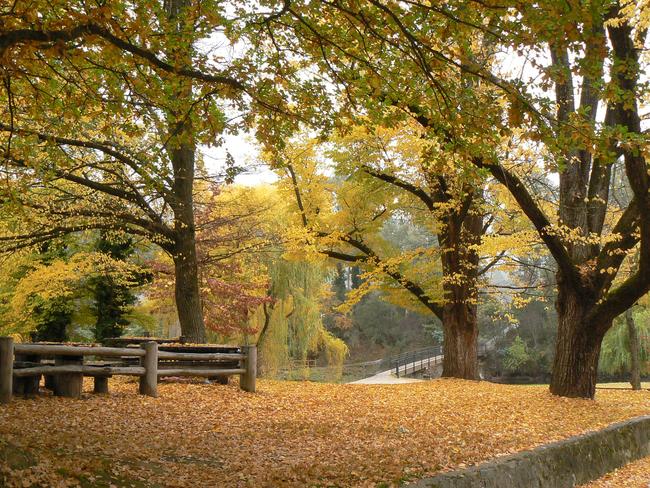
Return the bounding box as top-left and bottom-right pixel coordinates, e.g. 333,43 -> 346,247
600,307 -> 650,384
250,256 -> 347,380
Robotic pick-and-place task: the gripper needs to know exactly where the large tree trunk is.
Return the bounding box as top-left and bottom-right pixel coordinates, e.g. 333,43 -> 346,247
550,287 -> 605,398
173,229 -> 206,343
170,143 -> 206,343
439,201 -> 482,380
164,0 -> 205,343
441,300 -> 478,379
625,309 -> 641,390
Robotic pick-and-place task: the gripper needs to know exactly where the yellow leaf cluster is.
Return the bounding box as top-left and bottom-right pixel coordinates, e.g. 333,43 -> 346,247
3,252 -> 144,337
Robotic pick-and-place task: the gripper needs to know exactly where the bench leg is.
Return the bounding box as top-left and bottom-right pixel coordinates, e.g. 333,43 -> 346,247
12,377 -> 25,396
14,354 -> 41,397
54,355 -> 83,398
23,375 -> 40,397
44,374 -> 56,391
93,376 -> 109,394
210,375 -> 229,385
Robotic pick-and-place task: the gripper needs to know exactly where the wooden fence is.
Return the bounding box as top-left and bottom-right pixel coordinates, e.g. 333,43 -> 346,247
0,337 -> 256,403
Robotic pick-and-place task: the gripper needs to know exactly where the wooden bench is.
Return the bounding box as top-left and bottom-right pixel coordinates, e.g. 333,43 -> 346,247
0,338 -> 257,403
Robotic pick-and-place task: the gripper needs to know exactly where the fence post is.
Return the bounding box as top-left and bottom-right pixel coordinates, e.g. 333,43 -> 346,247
240,345 -> 257,392
0,337 -> 13,404
139,341 -> 158,397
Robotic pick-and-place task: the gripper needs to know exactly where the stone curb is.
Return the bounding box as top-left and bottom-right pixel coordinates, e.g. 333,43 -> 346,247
405,415 -> 650,488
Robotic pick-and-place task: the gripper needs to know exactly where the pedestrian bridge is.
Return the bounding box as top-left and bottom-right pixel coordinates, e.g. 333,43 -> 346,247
349,345 -> 488,384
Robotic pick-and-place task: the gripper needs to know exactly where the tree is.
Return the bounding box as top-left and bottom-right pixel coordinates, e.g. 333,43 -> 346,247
91,232 -> 146,342
494,1 -> 650,398
26,241 -> 73,342
0,0 -> 307,342
336,126 -> 487,379
331,264 -> 348,303
600,306 -> 650,388
255,0 -> 650,398
503,336 -> 531,374
249,4 -> 535,380
146,184 -> 276,338
249,254 -> 348,378
624,309 -> 642,390
31,298 -> 73,342
273,126 -> 527,378
0,235 -> 145,341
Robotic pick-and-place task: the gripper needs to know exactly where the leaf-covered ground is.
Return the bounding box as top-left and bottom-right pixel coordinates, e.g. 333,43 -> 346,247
1,378 -> 650,487
581,455 -> 650,487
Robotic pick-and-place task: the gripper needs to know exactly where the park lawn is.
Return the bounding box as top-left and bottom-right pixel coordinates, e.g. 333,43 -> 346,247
581,455 -> 650,487
1,379 -> 650,487
596,382 -> 650,390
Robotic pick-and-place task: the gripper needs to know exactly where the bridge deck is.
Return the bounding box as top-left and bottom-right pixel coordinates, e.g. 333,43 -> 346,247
349,343 -> 489,384
349,353 -> 442,384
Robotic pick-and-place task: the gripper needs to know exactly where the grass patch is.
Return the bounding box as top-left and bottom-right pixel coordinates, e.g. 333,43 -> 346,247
596,382 -> 650,390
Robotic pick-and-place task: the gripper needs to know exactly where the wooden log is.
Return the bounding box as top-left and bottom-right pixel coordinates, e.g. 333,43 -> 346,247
157,351 -> 246,361
104,337 -> 182,347
85,367 -> 144,376
139,341 -> 157,397
13,354 -> 28,397
44,374 -> 56,391
0,337 -> 13,404
14,344 -> 145,357
14,365 -> 77,377
240,345 -> 257,393
93,376 -> 109,394
12,376 -> 24,396
14,360 -> 44,368
13,365 -> 145,377
14,354 -> 40,397
159,345 -> 240,354
157,360 -> 240,369
53,355 -> 83,398
158,368 -> 246,377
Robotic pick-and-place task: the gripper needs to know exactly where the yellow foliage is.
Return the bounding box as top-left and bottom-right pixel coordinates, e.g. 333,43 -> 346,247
1,252 -> 144,337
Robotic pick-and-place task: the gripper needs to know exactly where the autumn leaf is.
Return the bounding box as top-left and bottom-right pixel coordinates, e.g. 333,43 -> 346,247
1,378 -> 650,487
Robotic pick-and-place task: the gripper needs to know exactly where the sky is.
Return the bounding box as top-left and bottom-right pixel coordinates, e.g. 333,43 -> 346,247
201,133 -> 278,186
197,29 -> 278,186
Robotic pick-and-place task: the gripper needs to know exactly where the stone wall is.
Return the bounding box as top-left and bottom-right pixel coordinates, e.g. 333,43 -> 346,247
406,415 -> 650,488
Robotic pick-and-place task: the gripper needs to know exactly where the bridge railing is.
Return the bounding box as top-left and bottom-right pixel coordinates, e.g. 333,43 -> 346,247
392,346 -> 442,377
391,343 -> 489,378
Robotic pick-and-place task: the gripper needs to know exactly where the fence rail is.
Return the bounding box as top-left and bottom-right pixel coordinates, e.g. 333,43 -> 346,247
13,344 -> 146,357
0,337 -> 257,403
12,365 -> 147,377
